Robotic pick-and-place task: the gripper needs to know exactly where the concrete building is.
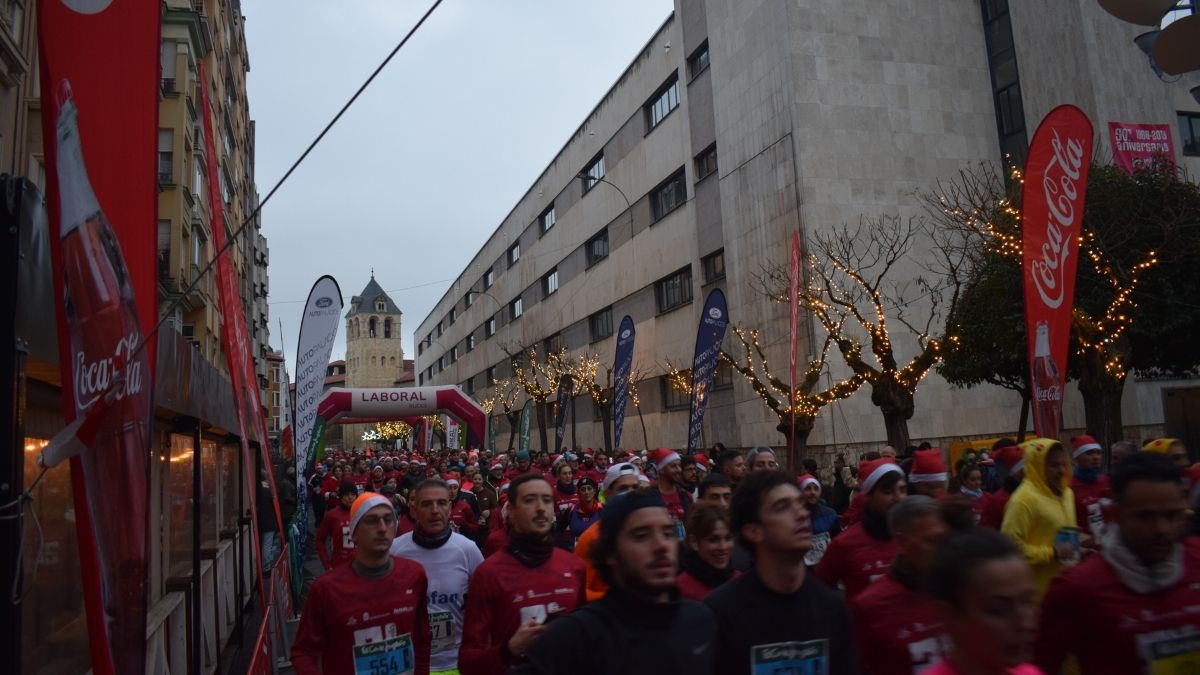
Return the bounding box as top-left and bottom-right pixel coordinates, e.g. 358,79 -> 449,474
159,0 -> 272,413
344,275 -> 405,448
415,0 -> 1200,457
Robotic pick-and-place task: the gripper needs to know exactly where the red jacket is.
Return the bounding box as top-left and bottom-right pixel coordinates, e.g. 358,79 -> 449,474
840,491 -> 865,528
676,569 -> 740,602
1071,474 -> 1111,542
459,547 -> 586,675
291,557 -> 432,675
551,484 -> 579,519
482,528 -> 509,559
320,475 -> 342,509
851,570 -> 948,675
1036,538 -> 1200,674
813,521 -> 898,600
315,506 -> 355,571
450,498 -> 481,537
980,487 -> 1011,529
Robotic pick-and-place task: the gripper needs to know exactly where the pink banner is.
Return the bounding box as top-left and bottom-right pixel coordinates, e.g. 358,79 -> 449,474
1022,105 -> 1094,438
1108,122 -> 1174,173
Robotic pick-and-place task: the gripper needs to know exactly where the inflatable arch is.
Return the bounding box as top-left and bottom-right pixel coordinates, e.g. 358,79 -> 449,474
316,386 -> 488,447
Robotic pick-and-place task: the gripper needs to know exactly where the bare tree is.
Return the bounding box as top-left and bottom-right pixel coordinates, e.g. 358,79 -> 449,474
503,343 -> 562,453
480,377 -> 522,452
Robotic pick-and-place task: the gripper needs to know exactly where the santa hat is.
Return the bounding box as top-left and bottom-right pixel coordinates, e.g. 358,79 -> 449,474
349,492 -> 393,534
1070,435 -> 1102,460
445,477 -> 460,488
1143,438 -> 1182,454
797,473 -> 821,492
648,448 -> 681,472
489,461 -> 505,472
993,442 -> 1025,474
908,449 -> 947,484
859,458 -> 904,494
693,453 -> 710,472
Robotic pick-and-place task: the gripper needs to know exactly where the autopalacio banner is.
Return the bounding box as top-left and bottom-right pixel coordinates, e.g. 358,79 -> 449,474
612,315 -> 635,449
687,289 -> 730,454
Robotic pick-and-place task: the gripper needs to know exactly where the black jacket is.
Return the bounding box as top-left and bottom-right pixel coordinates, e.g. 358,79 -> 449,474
511,587 -> 716,675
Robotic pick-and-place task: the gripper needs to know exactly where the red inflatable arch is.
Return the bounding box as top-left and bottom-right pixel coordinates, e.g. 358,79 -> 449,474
316,386 -> 488,448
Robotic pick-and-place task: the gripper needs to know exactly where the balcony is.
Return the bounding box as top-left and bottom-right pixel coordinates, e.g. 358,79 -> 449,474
158,249 -> 171,282
160,77 -> 177,96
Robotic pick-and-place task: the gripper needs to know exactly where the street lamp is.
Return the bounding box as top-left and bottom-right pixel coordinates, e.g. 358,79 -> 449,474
577,172 -> 634,238
466,289 -> 503,312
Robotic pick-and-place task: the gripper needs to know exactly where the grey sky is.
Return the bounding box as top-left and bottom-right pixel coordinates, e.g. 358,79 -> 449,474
244,0 -> 674,374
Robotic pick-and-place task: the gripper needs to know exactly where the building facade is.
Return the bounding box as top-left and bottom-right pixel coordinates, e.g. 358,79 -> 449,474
414,0 -> 1200,456
344,275 -> 405,448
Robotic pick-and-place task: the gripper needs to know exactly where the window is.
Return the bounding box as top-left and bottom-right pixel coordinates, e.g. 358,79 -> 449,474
510,297 -> 523,320
688,41 -> 710,79
543,268 -> 559,297
508,242 -> 521,266
384,318 -> 392,339
656,266 -> 694,313
486,366 -> 496,386
651,169 -> 687,222
484,268 -> 494,288
192,230 -> 206,267
702,249 -> 726,283
590,307 -> 613,342
424,333 -> 433,348
980,0 -> 1028,169
467,334 -> 476,352
464,292 -> 473,308
586,228 -> 609,266
661,374 -> 690,410
713,359 -> 734,390
539,204 -> 556,235
437,321 -> 443,337
695,144 -> 717,182
543,334 -> 564,356
1179,112 -> 1200,156
485,316 -> 496,337
464,378 -> 475,396
158,129 -> 173,184
438,355 -> 446,370
645,75 -> 680,131
450,346 -> 458,363
581,153 -> 605,192
419,373 -> 424,385
369,317 -> 377,338
376,299 -> 386,311
449,308 -> 456,325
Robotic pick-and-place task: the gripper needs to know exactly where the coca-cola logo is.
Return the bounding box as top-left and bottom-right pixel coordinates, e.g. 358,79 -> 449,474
1034,384 -> 1062,403
74,331 -> 144,410
1030,130 -> 1087,310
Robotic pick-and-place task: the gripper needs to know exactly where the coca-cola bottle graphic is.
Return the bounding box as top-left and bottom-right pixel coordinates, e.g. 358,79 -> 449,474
56,80 -> 150,675
1031,321 -> 1063,438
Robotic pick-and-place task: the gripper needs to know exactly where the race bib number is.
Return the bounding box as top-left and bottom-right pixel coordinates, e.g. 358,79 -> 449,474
751,639 -> 829,675
352,632 -> 414,675
1086,502 -> 1105,541
804,532 -> 831,567
429,611 -> 455,655
1139,628 -> 1200,675
341,524 -> 353,550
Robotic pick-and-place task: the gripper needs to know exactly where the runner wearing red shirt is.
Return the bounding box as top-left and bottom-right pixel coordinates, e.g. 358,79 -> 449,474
1036,452 -> 1200,674
851,496 -> 951,675
815,458 -> 905,599
504,451 -> 533,481
648,448 -> 691,537
980,441 -> 1024,529
550,463 -> 579,520
320,466 -> 344,511
460,474 -> 586,675
315,483 -> 358,571
1068,434 -> 1110,545
292,492 -> 432,675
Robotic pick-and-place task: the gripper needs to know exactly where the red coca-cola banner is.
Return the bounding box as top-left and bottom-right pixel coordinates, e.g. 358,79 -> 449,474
38,2 -> 160,674
1021,105 -> 1094,438
197,61 -> 284,613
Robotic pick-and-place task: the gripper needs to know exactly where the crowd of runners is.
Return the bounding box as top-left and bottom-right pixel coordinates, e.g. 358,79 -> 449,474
288,436 -> 1199,674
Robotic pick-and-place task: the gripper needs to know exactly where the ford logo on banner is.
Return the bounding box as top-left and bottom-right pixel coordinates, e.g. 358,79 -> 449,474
316,296 -> 333,308
621,329 -> 631,339
709,307 -> 722,320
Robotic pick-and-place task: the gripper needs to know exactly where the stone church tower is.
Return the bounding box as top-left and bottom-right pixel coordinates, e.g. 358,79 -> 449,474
344,273 -> 404,448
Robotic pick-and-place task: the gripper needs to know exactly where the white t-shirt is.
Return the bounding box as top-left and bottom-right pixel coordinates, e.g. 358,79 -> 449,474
390,531 -> 484,671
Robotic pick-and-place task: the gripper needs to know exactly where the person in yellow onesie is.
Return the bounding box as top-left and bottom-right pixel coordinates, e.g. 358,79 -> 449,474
1000,438 -> 1077,600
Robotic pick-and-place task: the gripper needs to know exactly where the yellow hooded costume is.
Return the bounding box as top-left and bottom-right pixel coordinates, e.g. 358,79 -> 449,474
1000,438 -> 1077,599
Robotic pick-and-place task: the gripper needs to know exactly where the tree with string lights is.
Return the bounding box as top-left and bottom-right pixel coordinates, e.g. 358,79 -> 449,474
480,376 -> 522,452
760,214 -> 970,450
925,159 -> 1200,446
503,343 -> 569,453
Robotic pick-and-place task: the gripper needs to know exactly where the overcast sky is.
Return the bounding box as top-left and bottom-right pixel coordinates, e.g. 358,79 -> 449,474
244,0 -> 674,374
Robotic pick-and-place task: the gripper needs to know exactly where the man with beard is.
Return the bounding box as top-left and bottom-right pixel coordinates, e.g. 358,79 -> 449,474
459,475 -> 585,675
1036,452 -> 1200,673
391,478 -> 482,675
706,471 -> 858,674
293,492 -> 432,675
716,449 -> 747,489
745,447 -> 779,472
512,489 -> 717,675
815,458 -> 906,599
649,448 -> 692,536
576,462 -> 643,601
680,455 -> 701,497
505,450 -> 533,481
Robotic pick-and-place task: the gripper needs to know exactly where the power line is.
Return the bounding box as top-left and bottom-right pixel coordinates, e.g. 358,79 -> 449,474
267,277 -> 456,306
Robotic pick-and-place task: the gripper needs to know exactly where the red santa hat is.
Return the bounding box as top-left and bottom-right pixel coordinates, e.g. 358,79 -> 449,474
859,458 -> 904,494
648,448 -> 681,472
908,449 -> 947,484
992,442 -> 1025,474
444,477 -> 461,488
1070,435 -> 1102,460
693,453 -> 710,472
488,461 -> 505,472
797,473 -> 821,492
